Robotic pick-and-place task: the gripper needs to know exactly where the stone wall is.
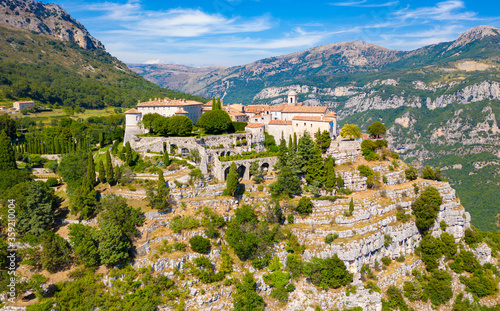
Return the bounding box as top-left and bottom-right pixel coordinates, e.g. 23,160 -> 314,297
213,156 -> 278,181
326,140 -> 362,164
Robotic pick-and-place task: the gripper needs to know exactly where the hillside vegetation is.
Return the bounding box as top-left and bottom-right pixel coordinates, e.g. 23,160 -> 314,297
0,25 -> 205,108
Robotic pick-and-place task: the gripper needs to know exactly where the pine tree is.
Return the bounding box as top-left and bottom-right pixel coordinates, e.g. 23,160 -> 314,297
297,132 -> 315,173
325,157 -> 336,191
226,163 -> 239,196
98,160 -> 106,184
0,130 -> 16,170
305,146 -> 325,185
125,141 -> 133,166
70,177 -> 97,219
105,150 -> 114,185
164,151 -> 170,167
87,151 -> 96,186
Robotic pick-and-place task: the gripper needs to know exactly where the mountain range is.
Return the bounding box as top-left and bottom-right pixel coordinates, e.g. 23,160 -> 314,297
130,26 -> 500,231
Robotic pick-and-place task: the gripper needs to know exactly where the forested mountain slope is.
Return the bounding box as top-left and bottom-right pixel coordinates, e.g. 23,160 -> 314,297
0,0 -> 205,108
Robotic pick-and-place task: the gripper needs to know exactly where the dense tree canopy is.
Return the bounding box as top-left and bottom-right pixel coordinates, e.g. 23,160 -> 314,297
340,124 -> 361,140
368,121 -> 387,138
197,110 -> 232,134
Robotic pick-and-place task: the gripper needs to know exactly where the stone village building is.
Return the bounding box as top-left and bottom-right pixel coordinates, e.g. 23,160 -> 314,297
124,91 -> 338,146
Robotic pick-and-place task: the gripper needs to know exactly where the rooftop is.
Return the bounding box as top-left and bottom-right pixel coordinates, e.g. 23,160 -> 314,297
125,108 -> 140,114
137,97 -> 203,107
292,116 -> 334,122
245,123 -> 264,128
269,120 -> 292,125
175,108 -> 188,114
282,106 -> 328,113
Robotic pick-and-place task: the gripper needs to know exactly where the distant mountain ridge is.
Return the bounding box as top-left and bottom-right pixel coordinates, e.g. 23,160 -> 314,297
130,26 -> 500,231
0,0 -> 104,50
129,25 -> 500,103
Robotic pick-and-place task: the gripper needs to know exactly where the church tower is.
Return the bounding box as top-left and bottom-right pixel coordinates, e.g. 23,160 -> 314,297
287,90 -> 298,105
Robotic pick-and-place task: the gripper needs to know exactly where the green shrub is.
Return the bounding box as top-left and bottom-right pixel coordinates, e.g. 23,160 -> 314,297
295,197 -> 313,216
324,233 -> 338,245
381,257 -> 391,266
405,166 -> 418,181
412,186 -> 442,234
169,216 -> 200,233
45,177 -> 59,187
189,236 -> 211,254
396,205 -> 410,223
357,165 -> 374,177
384,234 -> 393,247
304,255 -> 353,289
287,214 -> 294,224
257,184 -> 264,191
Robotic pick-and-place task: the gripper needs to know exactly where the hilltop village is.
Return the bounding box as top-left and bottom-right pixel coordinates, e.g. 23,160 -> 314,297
3,88 -> 498,311
2,0 -> 500,309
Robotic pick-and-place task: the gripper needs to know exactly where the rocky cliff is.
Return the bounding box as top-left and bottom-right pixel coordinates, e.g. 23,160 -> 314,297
0,0 -> 104,49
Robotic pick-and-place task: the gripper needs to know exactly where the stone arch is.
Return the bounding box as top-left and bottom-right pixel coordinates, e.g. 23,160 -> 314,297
224,166 -> 231,180
208,155 -> 213,163
181,148 -> 189,156
260,162 -> 270,172
226,151 -> 231,156
221,151 -> 225,157
237,165 -> 246,179
163,142 -> 167,153
170,144 -> 178,154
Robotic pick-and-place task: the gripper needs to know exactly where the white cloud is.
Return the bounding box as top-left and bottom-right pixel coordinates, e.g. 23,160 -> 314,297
83,2 -> 271,38
393,0 -> 479,21
330,0 -> 398,8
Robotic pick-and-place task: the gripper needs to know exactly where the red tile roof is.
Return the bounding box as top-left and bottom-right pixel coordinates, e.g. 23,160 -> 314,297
292,116 -> 334,122
125,108 -> 140,114
326,112 -> 338,117
14,101 -> 35,104
245,123 -> 264,128
175,108 -> 188,114
268,120 -> 292,125
281,106 -> 328,113
137,98 -> 203,107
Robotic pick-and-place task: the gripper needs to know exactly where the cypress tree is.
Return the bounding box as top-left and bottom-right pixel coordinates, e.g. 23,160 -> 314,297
212,96 -> 216,109
325,157 -> 336,191
164,151 -> 170,167
277,138 -> 288,167
105,150 -> 114,185
98,160 -> 106,184
226,163 -> 239,196
288,135 -> 293,150
158,170 -> 165,190
113,165 -> 120,184
0,130 -> 16,170
216,98 -> 222,110
99,132 -> 105,148
125,141 -> 133,166
293,133 -> 298,151
87,152 -> 96,186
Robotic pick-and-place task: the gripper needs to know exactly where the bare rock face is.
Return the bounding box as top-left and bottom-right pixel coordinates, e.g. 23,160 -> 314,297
0,0 -> 104,50
448,25 -> 500,50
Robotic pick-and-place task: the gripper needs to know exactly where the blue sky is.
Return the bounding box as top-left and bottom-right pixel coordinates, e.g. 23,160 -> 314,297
46,0 -> 500,67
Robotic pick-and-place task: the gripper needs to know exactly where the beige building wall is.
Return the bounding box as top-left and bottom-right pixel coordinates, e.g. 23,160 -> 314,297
266,124 -> 294,142
292,120 -> 335,139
